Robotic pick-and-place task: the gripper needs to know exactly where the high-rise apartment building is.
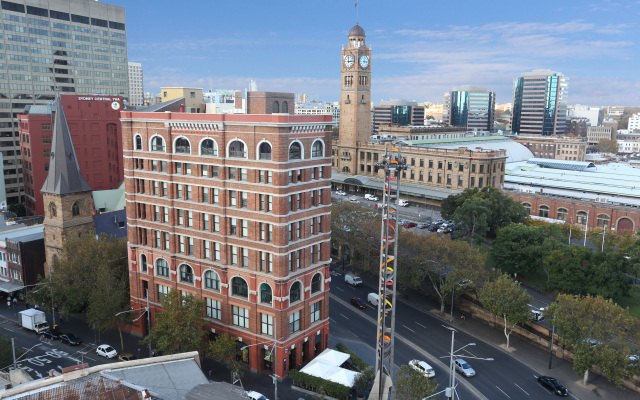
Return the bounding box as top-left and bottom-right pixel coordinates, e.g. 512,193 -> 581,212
0,0 -> 128,205
128,62 -> 143,107
122,92 -> 332,378
511,70 -> 567,136
629,113 -> 640,132
372,99 -> 424,133
443,86 -> 495,131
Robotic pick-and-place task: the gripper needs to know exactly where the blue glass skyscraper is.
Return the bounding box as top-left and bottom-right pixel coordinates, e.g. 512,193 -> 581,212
443,86 -> 495,132
511,70 -> 567,136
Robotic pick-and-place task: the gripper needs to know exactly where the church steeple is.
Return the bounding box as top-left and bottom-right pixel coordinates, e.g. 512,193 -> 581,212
41,93 -> 91,195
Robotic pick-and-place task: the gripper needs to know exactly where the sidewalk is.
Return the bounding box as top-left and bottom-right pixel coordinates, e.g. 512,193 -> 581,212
347,264 -> 639,400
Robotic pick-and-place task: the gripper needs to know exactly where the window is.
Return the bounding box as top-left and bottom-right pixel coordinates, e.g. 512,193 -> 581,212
290,281 -> 301,303
311,273 -> 322,293
151,136 -> 165,152
231,277 -> 248,297
273,101 -> 279,113
310,302 -> 321,323
231,245 -> 238,264
289,310 -> 301,334
538,205 -> 549,218
49,202 -> 57,217
522,202 -> 531,213
233,305 -> 249,329
261,314 -> 273,336
312,141 -> 324,157
179,264 -> 193,283
156,259 -> 169,277
289,142 -> 302,160
206,298 -> 221,320
140,254 -> 147,272
260,283 -> 272,304
229,167 -> 236,180
597,214 -> 610,228
72,202 -> 80,216
282,101 -> 288,113
259,142 -> 272,160
229,140 -> 245,158
577,211 -> 588,225
135,135 -> 142,150
157,284 -> 170,302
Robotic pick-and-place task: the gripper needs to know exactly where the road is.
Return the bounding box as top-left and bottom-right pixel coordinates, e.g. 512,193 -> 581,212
329,268 -> 580,400
332,191 -> 442,224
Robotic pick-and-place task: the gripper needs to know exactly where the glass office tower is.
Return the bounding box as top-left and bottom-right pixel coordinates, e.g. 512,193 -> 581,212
511,70 -> 567,136
0,0 -> 127,205
443,86 -> 495,132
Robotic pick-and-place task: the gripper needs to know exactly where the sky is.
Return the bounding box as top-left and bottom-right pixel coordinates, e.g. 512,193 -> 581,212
109,0 -> 640,106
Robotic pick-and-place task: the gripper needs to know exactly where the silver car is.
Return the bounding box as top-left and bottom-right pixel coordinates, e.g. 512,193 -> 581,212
454,358 -> 476,377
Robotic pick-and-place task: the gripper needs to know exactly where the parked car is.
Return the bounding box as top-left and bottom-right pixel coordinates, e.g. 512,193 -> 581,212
432,219 -> 445,226
364,194 -> 379,201
408,359 -> 435,378
529,305 -> 546,322
454,358 -> 476,377
335,190 -> 347,196
345,273 -> 363,287
427,224 -> 439,232
349,197 -> 359,203
60,333 -> 81,346
536,376 -> 568,396
367,293 -> 379,307
246,391 -> 269,400
118,353 -> 137,362
398,199 -> 409,207
402,221 -> 417,228
96,344 -> 118,359
350,297 -> 367,309
417,222 -> 430,229
42,328 -> 62,340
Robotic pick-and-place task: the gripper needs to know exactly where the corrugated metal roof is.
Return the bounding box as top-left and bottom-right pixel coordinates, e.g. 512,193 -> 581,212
526,158 -> 596,171
332,171 -> 459,200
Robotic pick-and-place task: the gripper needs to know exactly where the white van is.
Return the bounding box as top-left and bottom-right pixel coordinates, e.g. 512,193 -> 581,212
367,293 -> 379,307
364,194 -> 379,201
398,199 -> 409,207
345,273 -> 363,287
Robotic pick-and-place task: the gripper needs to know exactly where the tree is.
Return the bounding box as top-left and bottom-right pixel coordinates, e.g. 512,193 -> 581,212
544,246 -> 631,300
8,202 -> 26,217
393,364 -> 437,400
441,187 -> 529,237
452,197 -> 491,245
596,138 -> 618,154
478,274 -> 532,348
208,333 -> 245,385
142,290 -> 208,355
547,294 -> 640,385
331,201 -> 380,275
0,333 -> 25,371
353,366 -> 375,396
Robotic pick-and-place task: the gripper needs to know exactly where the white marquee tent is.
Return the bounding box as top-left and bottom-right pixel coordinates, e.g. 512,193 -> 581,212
299,349 -> 358,387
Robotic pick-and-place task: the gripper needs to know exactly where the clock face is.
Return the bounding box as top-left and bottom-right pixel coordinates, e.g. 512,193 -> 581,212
111,101 -> 121,110
344,54 -> 355,69
359,55 -> 369,69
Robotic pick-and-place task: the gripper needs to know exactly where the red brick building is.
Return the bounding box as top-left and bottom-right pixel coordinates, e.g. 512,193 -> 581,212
19,95 -> 124,216
121,92 -> 332,377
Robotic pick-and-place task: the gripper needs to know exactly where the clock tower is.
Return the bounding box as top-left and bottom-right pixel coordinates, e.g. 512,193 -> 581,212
337,24 -> 371,173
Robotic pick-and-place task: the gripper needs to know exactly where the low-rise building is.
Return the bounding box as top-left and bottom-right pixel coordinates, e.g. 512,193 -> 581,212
373,100 -> 424,133
587,126 -> 616,146
629,113 -> 640,132
160,87 -> 204,113
511,135 -> 586,161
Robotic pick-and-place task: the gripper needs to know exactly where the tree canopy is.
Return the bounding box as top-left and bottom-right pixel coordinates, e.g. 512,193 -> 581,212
331,201 -> 381,275
452,197 -> 491,245
596,138 -> 618,154
393,364 -> 437,400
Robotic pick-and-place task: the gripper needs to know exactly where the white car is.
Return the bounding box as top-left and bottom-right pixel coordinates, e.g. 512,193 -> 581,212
96,344 -> 118,359
246,391 -> 269,400
454,358 -> 476,377
336,190 -> 347,196
349,197 -> 359,203
364,194 -> 379,201
409,359 -> 435,378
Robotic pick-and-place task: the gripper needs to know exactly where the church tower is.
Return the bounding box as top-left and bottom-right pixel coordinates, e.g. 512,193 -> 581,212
41,94 -> 94,277
337,23 -> 371,174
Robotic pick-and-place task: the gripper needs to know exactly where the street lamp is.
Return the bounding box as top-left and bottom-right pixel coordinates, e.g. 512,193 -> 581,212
115,289 -> 152,357
31,282 -> 55,328
240,317 -> 279,400
11,341 -> 41,369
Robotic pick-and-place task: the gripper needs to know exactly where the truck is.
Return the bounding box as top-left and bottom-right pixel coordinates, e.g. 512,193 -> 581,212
344,273 -> 363,287
18,309 -> 49,334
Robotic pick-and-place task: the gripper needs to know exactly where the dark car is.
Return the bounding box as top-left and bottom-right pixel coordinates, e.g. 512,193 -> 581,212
60,333 -> 82,346
402,221 -> 417,228
537,376 -> 568,396
42,329 -> 62,340
350,297 -> 367,309
417,222 -> 430,229
427,224 -> 438,232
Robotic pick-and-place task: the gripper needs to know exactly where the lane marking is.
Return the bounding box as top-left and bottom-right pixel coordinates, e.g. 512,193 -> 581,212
496,386 -> 510,398
335,287 -> 344,292
415,322 -> 427,329
402,324 -> 415,333
340,313 -> 349,319
329,318 -> 336,323
514,383 -> 529,396
463,349 -> 476,357
85,356 -> 97,362
350,331 -> 358,337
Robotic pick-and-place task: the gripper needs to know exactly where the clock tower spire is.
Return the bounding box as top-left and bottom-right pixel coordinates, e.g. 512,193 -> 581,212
337,23 -> 371,174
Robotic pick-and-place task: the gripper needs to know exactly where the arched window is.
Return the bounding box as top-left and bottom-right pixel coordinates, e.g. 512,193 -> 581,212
260,283 -> 272,304
229,140 -> 246,158
577,211 -> 588,225
72,202 -> 80,217
231,277 -> 248,298
140,254 -> 147,272
312,141 -> 324,158
538,205 -> 549,218
597,214 -> 610,228
49,202 -> 57,218
204,270 -> 220,290
311,273 -> 322,293
342,166 -> 351,173
156,259 -> 170,277
135,135 -> 142,150
179,264 -> 193,283
175,137 -> 190,154
273,101 -> 279,113
151,136 -> 165,152
259,142 -> 272,160
290,281 -> 301,303
282,101 -> 288,113
201,139 -> 217,156
289,142 -> 302,160
522,202 -> 531,213
557,208 -> 568,221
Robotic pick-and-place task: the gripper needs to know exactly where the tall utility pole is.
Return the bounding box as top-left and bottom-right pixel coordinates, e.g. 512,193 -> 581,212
369,144 -> 407,400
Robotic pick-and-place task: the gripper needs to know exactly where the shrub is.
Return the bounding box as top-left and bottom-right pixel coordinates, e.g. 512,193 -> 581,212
289,369 -> 351,400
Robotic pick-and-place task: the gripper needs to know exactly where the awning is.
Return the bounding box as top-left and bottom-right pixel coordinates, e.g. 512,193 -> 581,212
0,280 -> 24,293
